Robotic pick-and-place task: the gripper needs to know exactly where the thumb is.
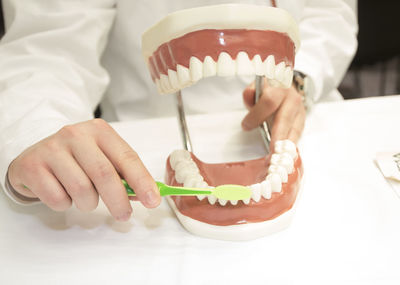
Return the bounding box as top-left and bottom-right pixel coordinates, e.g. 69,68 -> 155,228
242,81 -> 255,110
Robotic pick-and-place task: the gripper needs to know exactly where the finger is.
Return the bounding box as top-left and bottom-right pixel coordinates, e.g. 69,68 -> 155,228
20,165 -> 72,211
242,82 -> 255,110
270,92 -> 302,144
288,105 -> 306,143
95,123 -> 160,209
242,87 -> 285,131
8,162 -> 37,199
70,138 -> 133,221
47,150 -> 99,212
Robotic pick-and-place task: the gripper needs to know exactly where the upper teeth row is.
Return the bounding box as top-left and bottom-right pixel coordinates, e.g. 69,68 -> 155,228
155,53 -> 293,94
168,139 -> 298,206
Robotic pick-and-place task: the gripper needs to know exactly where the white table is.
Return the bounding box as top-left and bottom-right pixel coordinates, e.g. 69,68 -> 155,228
1,96 -> 400,284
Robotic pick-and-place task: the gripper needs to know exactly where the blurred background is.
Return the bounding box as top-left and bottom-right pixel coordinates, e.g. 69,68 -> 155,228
0,1 -> 399,99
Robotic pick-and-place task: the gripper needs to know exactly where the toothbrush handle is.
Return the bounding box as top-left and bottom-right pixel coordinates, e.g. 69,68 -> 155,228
156,182 -> 212,196
122,179 -> 212,197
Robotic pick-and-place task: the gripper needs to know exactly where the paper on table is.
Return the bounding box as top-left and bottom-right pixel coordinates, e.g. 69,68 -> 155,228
375,151 -> 400,197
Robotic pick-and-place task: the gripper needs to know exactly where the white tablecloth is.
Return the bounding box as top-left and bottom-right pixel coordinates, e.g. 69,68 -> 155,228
1,96 -> 400,284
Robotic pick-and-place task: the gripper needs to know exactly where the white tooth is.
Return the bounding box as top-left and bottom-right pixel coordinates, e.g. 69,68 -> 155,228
195,180 -> 208,188
189,57 -> 203,82
250,183 -> 261,203
242,198 -> 251,205
217,52 -> 235,76
270,153 -> 294,173
218,199 -> 228,206
174,161 -> 198,183
203,56 -> 216,77
270,153 -> 282,165
196,195 -> 206,201
207,195 -> 217,205
279,153 -> 295,173
252,54 -> 264,75
168,69 -> 179,89
274,140 -> 297,159
275,62 -> 286,84
264,55 -> 275,79
236,51 -> 254,75
176,65 -> 191,86
183,173 -> 203,188
175,169 -> 194,184
283,67 -> 293,88
174,159 -> 197,173
267,173 -> 282,193
169,150 -> 191,169
268,164 -> 288,183
261,180 -> 272,199
230,200 -> 238,206
160,74 -> 172,92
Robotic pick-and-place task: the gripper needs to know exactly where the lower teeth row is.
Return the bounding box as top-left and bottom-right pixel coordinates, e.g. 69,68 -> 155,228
169,139 -> 297,206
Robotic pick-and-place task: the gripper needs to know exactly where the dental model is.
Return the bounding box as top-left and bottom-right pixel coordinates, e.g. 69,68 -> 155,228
142,4 -> 303,240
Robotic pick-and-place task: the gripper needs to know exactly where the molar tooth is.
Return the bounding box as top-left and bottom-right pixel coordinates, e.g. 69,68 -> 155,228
169,150 -> 191,169
275,139 -> 297,159
252,54 -> 264,75
261,180 -> 272,199
168,69 -> 179,89
270,153 -> 282,165
189,57 -> 203,82
264,55 -> 275,79
268,164 -> 288,183
196,195 -> 206,201
250,183 -> 262,203
279,153 -> 295,173
236,51 -> 254,75
195,181 -> 208,188
242,198 -> 251,205
217,52 -> 235,76
218,199 -> 228,206
175,161 -> 199,183
267,173 -> 282,193
176,64 -> 191,86
203,56 -> 216,77
283,67 -> 293,88
174,159 -> 197,173
270,153 -> 294,173
183,173 -> 203,188
207,194 -> 217,205
230,200 -> 238,206
275,62 -> 286,84
160,74 -> 172,92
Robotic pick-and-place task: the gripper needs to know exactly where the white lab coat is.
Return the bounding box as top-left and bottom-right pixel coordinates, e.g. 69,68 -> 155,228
0,0 -> 357,203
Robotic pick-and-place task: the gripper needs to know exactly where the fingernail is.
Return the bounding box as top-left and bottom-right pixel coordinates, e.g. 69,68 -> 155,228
117,209 -> 132,222
145,189 -> 159,208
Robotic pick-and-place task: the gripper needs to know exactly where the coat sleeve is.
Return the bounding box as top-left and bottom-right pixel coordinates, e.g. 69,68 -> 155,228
294,0 -> 358,103
0,0 -> 116,203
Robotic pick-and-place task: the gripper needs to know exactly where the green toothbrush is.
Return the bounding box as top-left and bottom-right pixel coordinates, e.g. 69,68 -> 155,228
122,179 -> 251,201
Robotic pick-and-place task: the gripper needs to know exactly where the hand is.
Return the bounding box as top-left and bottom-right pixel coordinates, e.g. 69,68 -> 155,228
8,119 -> 161,221
241,79 -> 306,147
